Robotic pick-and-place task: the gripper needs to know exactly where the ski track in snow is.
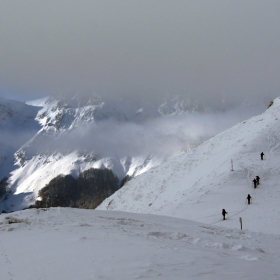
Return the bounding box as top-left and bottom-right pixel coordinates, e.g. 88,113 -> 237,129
0,239 -> 14,280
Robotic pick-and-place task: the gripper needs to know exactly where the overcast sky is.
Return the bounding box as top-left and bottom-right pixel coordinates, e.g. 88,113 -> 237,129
1,0 -> 280,105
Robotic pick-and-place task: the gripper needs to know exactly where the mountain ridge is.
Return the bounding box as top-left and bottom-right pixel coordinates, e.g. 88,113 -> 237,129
98,98 -> 280,234
0,94 -> 267,212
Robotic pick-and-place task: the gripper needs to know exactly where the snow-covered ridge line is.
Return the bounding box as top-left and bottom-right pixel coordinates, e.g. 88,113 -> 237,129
98,98 -> 280,234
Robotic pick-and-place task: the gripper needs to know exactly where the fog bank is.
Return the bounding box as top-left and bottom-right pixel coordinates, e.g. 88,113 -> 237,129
1,1 -> 279,105
25,105 -> 263,159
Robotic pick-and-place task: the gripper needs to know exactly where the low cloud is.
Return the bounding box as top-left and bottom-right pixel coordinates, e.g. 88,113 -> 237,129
27,105 -> 263,159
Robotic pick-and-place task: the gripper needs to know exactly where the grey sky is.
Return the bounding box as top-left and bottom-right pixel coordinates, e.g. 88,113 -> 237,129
1,0 -> 280,104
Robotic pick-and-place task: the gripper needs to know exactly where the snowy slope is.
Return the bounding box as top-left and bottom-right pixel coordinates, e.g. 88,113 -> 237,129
0,94 -> 266,212
0,207 -> 279,280
99,97 -> 280,234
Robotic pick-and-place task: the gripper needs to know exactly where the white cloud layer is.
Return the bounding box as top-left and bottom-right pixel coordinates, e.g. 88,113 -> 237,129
28,106 -> 262,159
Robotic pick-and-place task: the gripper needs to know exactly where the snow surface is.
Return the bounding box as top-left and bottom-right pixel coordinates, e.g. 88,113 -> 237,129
0,207 -> 279,280
0,98 -> 280,278
99,97 -> 280,234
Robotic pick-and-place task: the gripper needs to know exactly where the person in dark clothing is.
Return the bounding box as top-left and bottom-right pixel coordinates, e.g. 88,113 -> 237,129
222,209 -> 227,220
260,152 -> 264,160
255,176 -> 260,185
247,194 -> 251,204
253,178 -> 257,188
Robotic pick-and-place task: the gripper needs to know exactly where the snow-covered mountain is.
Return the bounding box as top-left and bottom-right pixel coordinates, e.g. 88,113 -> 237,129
0,97 -> 41,178
98,97 -> 280,234
0,95 -> 165,212
0,94 -> 266,212
0,96 -> 279,279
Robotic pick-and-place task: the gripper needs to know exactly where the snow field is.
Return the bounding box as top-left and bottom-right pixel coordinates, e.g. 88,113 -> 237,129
0,208 -> 279,280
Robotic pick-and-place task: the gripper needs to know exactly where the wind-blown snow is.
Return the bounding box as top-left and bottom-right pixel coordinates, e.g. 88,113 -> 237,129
0,207 -> 279,280
99,97 -> 280,234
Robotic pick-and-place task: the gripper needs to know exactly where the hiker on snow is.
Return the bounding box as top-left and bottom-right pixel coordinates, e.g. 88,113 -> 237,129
256,176 -> 260,185
253,178 -> 257,188
260,152 -> 264,160
247,194 -> 252,205
222,209 -> 227,220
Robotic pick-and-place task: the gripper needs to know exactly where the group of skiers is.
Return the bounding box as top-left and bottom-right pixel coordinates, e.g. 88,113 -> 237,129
222,152 -> 264,220
252,175 -> 260,188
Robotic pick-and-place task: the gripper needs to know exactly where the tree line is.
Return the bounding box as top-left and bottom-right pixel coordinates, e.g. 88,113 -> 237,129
31,168 -> 119,209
